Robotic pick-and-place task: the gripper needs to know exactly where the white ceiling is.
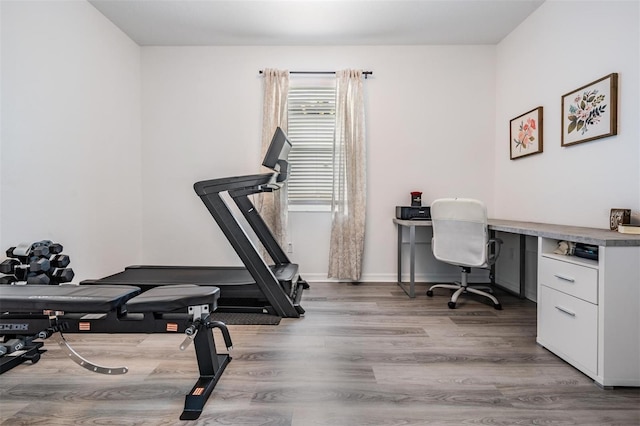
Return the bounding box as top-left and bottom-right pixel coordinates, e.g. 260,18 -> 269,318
88,0 -> 545,46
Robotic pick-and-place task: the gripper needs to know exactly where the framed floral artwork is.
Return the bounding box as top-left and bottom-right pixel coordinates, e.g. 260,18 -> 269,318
561,73 -> 618,147
510,106 -> 543,160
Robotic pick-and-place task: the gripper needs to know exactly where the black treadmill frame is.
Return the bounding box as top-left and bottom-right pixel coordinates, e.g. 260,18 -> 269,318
192,173 -> 306,318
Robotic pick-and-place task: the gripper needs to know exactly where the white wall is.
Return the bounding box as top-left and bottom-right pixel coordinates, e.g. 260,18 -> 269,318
1,1 -> 142,281
5,0 -> 635,287
140,45 -> 496,281
490,0 -> 640,298
0,2 -> 3,248
494,0 -> 640,228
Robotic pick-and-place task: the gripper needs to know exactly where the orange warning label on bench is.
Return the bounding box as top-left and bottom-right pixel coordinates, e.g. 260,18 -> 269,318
166,323 -> 178,332
192,387 -> 204,396
79,322 -> 91,331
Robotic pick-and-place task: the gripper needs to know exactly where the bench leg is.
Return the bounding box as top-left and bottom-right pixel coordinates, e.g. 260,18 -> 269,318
180,320 -> 232,420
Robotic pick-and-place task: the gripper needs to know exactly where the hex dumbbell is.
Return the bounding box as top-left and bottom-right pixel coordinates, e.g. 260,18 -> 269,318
26,273 -> 51,285
8,242 -> 32,262
14,265 -> 30,281
0,258 -> 20,274
31,245 -> 50,258
51,267 -> 74,284
50,254 -> 70,268
0,275 -> 18,285
30,258 -> 51,273
2,339 -> 25,353
48,243 -> 63,254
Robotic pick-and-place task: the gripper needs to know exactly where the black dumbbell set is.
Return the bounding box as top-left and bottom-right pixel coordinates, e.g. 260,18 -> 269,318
0,240 -> 75,370
1,240 -> 74,285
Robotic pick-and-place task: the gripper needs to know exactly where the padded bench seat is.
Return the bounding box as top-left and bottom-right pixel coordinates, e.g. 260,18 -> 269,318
0,285 -> 141,312
0,283 -> 230,421
126,284 -> 220,312
0,284 -> 220,314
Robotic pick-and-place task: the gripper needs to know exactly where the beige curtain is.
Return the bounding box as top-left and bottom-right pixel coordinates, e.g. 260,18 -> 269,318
257,69 -> 289,252
328,70 -> 366,280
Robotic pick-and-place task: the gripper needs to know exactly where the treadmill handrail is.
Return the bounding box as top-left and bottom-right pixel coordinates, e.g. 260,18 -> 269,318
194,173 -> 277,195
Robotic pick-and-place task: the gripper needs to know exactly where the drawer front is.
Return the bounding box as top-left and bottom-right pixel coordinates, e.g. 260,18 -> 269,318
538,285 -> 598,375
539,256 -> 598,303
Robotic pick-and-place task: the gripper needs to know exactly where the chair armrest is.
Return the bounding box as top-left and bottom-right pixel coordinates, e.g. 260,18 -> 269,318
487,238 -> 503,264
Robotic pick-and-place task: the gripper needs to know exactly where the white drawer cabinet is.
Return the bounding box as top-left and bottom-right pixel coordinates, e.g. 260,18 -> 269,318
537,238 -> 640,387
538,285 -> 598,374
538,256 -> 598,303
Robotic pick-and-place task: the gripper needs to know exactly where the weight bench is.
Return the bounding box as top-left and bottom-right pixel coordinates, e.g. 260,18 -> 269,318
0,284 -> 232,420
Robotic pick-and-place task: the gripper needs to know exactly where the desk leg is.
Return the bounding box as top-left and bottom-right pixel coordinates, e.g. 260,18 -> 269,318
490,230 -> 496,285
396,223 -> 416,298
397,224 -> 402,283
408,225 -> 416,298
519,234 -> 526,299
491,230 -> 527,299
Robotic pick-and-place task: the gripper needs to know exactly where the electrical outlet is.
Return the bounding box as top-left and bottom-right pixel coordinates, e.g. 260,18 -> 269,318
287,242 -> 293,253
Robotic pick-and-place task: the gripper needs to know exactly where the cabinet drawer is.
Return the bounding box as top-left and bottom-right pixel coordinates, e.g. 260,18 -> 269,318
539,256 -> 598,303
538,285 -> 598,375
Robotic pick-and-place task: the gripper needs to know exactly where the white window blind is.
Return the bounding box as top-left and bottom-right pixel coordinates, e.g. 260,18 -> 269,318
287,86 -> 336,206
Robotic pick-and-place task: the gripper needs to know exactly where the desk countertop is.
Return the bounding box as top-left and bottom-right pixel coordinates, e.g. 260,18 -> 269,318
393,218 -> 640,247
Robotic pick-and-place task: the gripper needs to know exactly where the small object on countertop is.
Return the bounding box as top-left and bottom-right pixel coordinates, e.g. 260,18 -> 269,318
617,224 -> 640,234
410,191 -> 422,206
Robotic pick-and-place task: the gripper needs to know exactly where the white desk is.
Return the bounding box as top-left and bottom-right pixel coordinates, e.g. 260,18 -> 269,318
393,217 -> 640,387
394,217 -> 640,298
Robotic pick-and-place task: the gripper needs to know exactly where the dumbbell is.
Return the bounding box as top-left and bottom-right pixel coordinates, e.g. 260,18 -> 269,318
51,267 -> 74,284
1,339 -> 25,353
14,265 -> 29,281
31,245 -> 50,258
0,258 -> 20,274
0,275 -> 18,285
30,258 -> 51,273
12,258 -> 51,279
7,241 -> 61,260
48,243 -> 63,254
7,242 -> 32,262
33,240 -> 63,255
50,254 -> 70,268
26,272 -> 51,285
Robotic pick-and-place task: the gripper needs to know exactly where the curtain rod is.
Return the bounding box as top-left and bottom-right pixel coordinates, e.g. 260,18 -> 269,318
259,70 -> 373,79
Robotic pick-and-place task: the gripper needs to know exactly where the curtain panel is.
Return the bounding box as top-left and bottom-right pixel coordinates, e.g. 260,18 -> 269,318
328,69 -> 366,281
257,69 -> 290,254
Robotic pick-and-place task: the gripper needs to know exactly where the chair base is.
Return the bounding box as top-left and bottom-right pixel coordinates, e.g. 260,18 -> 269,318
427,280 -> 502,310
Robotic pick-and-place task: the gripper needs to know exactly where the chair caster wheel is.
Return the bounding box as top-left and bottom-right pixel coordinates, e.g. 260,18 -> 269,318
494,303 -> 503,310
447,301 -> 456,309
426,290 -> 434,297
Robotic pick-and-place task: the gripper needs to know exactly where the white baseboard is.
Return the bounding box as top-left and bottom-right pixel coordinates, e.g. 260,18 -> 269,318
301,272 -> 489,283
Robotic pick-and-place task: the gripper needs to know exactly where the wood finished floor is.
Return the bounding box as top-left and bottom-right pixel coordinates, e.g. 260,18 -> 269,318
1,282 -> 639,425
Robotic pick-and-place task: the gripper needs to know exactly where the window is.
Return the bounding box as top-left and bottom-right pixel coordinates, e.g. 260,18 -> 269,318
287,85 -> 336,209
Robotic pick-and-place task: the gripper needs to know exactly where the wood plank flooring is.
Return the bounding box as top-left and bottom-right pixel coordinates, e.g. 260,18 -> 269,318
2,282 -> 639,425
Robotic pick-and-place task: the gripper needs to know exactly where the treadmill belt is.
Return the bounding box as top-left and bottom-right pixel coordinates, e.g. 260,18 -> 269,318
91,266 -> 265,301
98,266 -> 255,286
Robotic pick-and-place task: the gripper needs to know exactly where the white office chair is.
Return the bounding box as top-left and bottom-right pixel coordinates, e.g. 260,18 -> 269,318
426,198 -> 503,310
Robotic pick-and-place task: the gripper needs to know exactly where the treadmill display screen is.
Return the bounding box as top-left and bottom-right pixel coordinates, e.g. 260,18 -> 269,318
262,127 -> 292,172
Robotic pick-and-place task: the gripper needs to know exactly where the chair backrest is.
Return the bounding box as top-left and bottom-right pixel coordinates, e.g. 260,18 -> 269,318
431,198 -> 489,268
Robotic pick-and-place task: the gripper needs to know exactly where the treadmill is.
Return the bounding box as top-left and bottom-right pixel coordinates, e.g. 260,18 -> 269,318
84,128 -> 308,318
